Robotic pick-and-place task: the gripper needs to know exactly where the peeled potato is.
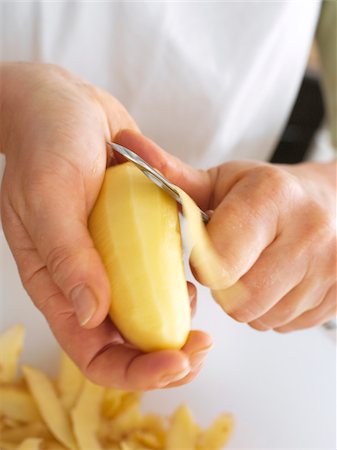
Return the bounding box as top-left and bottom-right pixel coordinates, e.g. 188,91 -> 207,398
89,162 -> 190,352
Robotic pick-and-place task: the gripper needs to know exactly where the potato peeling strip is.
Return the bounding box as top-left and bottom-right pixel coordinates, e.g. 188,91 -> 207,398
0,326 -> 233,449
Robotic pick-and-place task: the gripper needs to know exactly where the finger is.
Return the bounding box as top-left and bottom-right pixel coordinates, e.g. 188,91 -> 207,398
164,330 -> 213,388
164,362 -> 205,388
87,341 -> 190,391
199,165 -> 296,288
19,167 -> 111,329
187,281 -> 197,317
275,284 -> 336,332
212,230 -> 309,323
114,129 -> 211,210
248,281 -> 328,330
74,327 -> 211,391
93,88 -> 139,137
181,330 -> 213,368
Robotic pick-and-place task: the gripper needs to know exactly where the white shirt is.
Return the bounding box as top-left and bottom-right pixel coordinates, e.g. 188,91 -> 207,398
1,1 -> 321,168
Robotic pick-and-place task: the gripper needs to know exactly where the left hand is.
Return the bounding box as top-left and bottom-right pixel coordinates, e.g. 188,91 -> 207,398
117,130 -> 336,332
0,63 -> 211,390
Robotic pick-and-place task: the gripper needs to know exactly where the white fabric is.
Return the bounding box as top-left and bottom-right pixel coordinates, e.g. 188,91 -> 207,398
1,1 -> 321,168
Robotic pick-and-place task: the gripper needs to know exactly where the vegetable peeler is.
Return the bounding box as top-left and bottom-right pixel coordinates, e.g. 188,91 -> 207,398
107,141 -> 210,224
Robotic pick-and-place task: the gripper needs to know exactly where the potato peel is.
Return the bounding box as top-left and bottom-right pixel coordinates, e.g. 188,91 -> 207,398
0,325 -> 25,383
16,438 -> 43,450
22,366 -> 77,450
57,352 -> 84,411
0,386 -> 41,423
71,379 -> 105,450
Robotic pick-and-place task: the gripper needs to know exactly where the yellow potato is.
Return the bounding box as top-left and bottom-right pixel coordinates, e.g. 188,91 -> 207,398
89,163 -> 190,352
0,325 -> 25,383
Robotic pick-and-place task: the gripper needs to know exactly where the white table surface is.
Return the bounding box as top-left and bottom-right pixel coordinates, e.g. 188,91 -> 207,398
0,153 -> 336,449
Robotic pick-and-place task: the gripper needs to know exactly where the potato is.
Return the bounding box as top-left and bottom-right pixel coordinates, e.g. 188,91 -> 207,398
89,163 -> 190,352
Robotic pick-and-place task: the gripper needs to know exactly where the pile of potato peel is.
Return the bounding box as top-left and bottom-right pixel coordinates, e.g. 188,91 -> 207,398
0,325 -> 233,449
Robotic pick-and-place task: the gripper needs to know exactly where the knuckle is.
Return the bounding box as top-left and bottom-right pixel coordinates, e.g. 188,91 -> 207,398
22,173 -> 52,211
253,165 -> 303,207
278,303 -> 301,322
215,282 -> 266,323
295,206 -> 335,257
253,165 -> 292,192
42,298 -> 73,322
248,321 -> 270,331
312,208 -> 335,240
46,245 -> 78,287
19,263 -> 45,293
274,326 -> 292,334
227,305 -> 257,323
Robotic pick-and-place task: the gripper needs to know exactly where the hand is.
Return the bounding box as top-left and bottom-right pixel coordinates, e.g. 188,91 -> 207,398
117,130 -> 336,332
0,63 -> 212,389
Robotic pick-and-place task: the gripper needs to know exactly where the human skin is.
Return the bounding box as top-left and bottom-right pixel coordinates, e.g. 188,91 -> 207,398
117,131 -> 336,334
0,62 -> 211,390
1,62 -> 336,388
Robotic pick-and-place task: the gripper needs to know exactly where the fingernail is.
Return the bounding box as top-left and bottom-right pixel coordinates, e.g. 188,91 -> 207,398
70,284 -> 97,326
190,344 -> 213,365
187,282 -> 196,299
205,209 -> 214,219
191,343 -> 214,355
158,367 -> 190,387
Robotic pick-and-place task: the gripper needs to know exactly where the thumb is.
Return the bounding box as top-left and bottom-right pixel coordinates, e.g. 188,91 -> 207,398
23,171 -> 111,329
115,130 -> 211,210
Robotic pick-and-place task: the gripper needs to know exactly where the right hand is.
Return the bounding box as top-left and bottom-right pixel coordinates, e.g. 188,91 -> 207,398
0,62 -> 212,390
